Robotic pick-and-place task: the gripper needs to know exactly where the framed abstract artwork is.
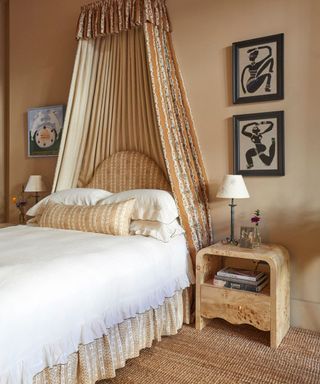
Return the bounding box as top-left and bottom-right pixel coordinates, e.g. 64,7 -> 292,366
232,33 -> 284,104
233,111 -> 285,176
27,105 -> 65,157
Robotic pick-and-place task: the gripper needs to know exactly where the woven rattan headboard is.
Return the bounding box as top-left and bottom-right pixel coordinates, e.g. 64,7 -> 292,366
86,151 -> 171,192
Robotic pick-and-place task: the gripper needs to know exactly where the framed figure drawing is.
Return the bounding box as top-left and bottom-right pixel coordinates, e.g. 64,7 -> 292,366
233,111 -> 285,176
233,33 -> 284,104
28,105 -> 65,157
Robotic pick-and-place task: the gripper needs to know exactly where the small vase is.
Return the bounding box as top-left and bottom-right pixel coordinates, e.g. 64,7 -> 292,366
252,226 -> 261,248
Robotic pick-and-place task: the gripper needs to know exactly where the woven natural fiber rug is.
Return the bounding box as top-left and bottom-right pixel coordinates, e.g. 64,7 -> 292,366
104,319 -> 320,384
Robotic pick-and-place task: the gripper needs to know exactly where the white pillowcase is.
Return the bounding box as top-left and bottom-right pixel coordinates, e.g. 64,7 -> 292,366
97,189 -> 178,224
26,188 -> 112,217
130,219 -> 184,242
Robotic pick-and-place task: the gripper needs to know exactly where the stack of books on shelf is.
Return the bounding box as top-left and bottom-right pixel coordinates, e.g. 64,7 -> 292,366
213,267 -> 269,293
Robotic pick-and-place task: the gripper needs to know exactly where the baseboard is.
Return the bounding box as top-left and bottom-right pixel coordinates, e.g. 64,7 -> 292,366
291,298 -> 320,331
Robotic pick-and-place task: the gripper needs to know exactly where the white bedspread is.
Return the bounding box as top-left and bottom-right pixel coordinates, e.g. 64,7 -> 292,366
0,225 -> 193,384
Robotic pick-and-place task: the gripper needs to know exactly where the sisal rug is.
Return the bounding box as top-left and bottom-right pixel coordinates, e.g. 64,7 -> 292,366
104,319 -> 320,384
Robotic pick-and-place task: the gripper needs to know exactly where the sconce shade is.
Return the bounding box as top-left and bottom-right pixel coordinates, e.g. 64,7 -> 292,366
216,175 -> 249,199
25,175 -> 47,193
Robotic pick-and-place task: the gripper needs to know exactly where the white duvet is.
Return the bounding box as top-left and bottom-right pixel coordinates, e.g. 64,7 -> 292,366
0,225 -> 193,384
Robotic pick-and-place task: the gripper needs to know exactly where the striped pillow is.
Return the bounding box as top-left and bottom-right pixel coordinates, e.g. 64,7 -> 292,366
39,199 -> 135,236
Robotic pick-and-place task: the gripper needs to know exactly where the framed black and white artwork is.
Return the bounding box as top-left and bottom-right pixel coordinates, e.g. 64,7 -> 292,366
232,33 -> 284,104
233,111 -> 285,176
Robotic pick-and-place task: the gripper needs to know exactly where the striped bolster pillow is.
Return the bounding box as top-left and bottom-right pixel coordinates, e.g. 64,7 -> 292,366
39,199 -> 135,236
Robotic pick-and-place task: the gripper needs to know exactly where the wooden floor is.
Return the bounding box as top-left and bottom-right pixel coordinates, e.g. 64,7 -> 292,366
104,319 -> 320,384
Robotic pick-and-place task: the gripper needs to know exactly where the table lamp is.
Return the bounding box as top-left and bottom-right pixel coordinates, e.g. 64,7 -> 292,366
25,175 -> 47,204
216,175 -> 249,245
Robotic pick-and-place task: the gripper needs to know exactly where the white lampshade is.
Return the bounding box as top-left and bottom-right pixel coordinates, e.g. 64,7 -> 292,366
216,175 -> 249,199
25,175 -> 47,193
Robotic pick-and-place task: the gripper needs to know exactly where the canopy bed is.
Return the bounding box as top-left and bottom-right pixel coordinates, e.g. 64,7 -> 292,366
0,0 -> 213,382
0,151 -> 193,383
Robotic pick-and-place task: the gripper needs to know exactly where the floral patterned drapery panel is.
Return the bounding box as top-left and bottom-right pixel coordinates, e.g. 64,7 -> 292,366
143,22 -> 213,261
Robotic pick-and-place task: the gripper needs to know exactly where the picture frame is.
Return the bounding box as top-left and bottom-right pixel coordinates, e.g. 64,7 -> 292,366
232,33 -> 284,104
27,105 -> 65,157
233,111 -> 285,176
239,226 -> 255,249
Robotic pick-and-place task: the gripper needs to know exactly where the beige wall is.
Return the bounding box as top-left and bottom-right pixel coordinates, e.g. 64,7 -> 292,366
0,0 -> 7,222
168,0 -> 320,330
8,0 -> 91,221
7,0 -> 320,330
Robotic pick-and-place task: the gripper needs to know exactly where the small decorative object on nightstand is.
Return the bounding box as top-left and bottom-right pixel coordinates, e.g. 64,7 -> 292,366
196,241 -> 290,348
216,175 -> 250,245
25,175 -> 47,204
251,209 -> 262,247
239,226 -> 255,248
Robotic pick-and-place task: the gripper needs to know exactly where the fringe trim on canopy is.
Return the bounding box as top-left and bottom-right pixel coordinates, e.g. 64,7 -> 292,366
77,0 -> 171,39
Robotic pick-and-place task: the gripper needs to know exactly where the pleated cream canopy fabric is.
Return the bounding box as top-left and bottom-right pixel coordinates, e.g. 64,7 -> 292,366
53,0 -> 213,263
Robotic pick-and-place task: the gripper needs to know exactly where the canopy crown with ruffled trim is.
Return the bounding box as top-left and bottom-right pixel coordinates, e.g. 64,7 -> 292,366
77,0 -> 171,39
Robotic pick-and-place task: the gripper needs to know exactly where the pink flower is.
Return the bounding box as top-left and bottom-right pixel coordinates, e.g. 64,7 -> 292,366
251,209 -> 261,226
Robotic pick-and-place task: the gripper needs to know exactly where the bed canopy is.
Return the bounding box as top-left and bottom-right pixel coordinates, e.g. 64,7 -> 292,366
52,0 -> 213,262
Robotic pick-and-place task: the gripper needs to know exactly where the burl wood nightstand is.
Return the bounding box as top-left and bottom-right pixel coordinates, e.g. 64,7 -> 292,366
196,242 -> 290,348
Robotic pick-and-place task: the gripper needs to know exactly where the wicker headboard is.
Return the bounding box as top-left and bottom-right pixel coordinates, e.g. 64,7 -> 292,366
86,151 -> 171,192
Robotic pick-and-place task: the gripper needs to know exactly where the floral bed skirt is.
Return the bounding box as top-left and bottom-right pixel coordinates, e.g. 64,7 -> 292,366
33,289 -> 190,384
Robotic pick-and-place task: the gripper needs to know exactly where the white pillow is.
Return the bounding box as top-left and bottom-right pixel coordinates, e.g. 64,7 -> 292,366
97,189 -> 178,224
26,188 -> 112,217
130,219 -> 184,242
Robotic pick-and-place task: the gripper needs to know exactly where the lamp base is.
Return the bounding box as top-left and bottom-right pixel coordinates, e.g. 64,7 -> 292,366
222,237 -> 238,246
222,198 -> 238,246
32,192 -> 40,204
